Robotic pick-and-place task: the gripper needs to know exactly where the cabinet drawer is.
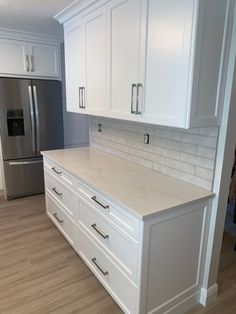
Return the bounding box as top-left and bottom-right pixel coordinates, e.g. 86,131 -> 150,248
44,158 -> 73,188
79,197 -> 139,284
45,171 -> 75,218
46,193 -> 76,247
78,227 -> 137,314
76,181 -> 141,241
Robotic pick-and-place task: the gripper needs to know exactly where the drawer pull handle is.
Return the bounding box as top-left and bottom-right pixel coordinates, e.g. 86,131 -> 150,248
52,187 -> 62,196
53,213 -> 63,224
91,196 -> 109,210
52,167 -> 62,175
91,223 -> 109,239
91,257 -> 108,276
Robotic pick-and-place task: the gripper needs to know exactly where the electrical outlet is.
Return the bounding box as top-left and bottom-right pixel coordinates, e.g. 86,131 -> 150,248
144,133 -> 150,144
98,123 -> 102,132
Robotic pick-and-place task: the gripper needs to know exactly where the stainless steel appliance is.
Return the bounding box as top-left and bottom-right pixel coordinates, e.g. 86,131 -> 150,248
0,78 -> 64,199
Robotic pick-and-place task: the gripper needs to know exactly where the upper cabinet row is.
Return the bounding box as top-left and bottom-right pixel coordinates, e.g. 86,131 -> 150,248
0,37 -> 61,79
56,0 -> 230,128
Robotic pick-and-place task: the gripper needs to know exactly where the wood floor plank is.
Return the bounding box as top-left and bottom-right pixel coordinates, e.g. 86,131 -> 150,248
0,194 -> 235,314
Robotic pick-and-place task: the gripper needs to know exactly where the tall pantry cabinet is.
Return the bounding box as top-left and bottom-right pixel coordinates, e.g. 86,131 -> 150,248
56,0 -> 231,128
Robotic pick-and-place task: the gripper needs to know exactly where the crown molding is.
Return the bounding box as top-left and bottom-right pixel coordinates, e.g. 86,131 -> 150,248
0,27 -> 63,44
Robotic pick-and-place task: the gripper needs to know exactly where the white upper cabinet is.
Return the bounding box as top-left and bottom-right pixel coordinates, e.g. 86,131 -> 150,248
64,19 -> 85,112
64,5 -> 106,114
56,0 -> 230,128
107,0 -> 145,121
140,0 -> 229,128
28,43 -> 60,78
0,39 -> 28,76
0,32 -> 61,80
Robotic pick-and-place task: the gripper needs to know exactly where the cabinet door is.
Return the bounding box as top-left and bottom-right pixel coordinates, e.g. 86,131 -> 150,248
64,19 -> 85,112
83,6 -> 107,114
0,38 -> 29,76
29,43 -> 60,78
107,0 -> 145,120
141,0 -> 194,128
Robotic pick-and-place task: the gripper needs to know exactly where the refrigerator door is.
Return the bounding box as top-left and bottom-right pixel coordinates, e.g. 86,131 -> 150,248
3,157 -> 44,200
0,78 -> 37,160
31,80 -> 64,156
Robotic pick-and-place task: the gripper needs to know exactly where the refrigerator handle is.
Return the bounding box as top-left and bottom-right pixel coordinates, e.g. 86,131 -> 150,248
28,86 -> 36,153
32,85 -> 40,153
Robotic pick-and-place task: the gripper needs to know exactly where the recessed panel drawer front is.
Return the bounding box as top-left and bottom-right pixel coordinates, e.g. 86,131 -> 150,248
44,158 -> 73,188
46,193 -> 76,247
79,197 -> 140,284
76,182 -> 141,241
45,171 -> 75,217
78,227 -> 137,314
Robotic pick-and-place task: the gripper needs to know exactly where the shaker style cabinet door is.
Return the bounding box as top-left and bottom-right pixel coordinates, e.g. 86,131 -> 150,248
141,0 -> 194,127
82,6 -> 107,114
28,43 -> 60,78
107,0 -> 145,120
0,38 -> 29,76
64,19 -> 85,112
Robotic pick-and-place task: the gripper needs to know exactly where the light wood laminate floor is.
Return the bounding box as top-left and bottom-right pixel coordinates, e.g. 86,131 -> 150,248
0,194 -> 235,314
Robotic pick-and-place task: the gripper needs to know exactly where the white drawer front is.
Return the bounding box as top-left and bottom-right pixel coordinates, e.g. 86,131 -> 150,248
79,197 -> 139,284
76,181 -> 141,241
44,158 -> 73,188
45,171 -> 75,218
46,193 -> 76,247
78,227 -> 138,314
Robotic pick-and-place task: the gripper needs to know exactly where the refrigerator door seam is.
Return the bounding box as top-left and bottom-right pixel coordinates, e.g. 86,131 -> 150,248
32,85 -> 40,154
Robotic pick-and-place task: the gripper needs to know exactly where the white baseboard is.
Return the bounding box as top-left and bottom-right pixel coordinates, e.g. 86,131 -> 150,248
199,283 -> 218,306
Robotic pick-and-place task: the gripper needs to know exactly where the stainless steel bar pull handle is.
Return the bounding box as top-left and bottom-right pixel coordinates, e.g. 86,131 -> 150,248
53,213 -> 63,224
28,86 -> 36,153
136,83 -> 142,115
131,84 -> 137,114
52,187 -> 62,196
32,86 -> 40,152
91,196 -> 109,210
26,55 -> 30,72
81,87 -> 86,109
91,223 -> 109,239
30,55 -> 34,72
51,167 -> 62,176
79,87 -> 82,108
91,257 -> 108,276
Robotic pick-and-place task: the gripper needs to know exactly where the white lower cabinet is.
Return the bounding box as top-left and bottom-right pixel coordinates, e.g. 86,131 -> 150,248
43,157 -> 212,314
46,193 -> 76,247
78,225 -> 138,314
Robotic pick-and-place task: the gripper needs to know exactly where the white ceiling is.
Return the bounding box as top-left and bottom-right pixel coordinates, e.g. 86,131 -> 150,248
0,0 -> 75,37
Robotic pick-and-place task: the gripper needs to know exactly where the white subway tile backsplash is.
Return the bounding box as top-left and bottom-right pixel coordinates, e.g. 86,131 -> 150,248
181,133 -> 217,148
90,117 -> 218,190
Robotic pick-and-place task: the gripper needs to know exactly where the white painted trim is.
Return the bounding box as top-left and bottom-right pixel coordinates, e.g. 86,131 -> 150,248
0,27 -> 63,44
200,283 -> 218,306
55,0 -> 102,24
200,0 -> 236,292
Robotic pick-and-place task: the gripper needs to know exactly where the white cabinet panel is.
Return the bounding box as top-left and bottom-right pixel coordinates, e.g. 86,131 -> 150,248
83,7 -> 107,113
108,0 -> 144,119
0,39 -> 28,76
29,43 -> 60,78
143,0 -> 193,127
64,20 -> 85,112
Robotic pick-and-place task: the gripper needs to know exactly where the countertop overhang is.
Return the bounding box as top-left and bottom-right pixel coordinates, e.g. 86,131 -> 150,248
41,147 -> 214,219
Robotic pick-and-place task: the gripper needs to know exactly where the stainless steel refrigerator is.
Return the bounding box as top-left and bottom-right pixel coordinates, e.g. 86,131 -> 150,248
0,78 -> 64,200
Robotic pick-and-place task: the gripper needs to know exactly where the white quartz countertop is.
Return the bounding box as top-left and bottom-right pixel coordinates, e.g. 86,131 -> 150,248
41,147 -> 214,219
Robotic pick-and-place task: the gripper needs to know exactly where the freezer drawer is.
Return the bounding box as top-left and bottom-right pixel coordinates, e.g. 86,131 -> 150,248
3,158 -> 44,200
